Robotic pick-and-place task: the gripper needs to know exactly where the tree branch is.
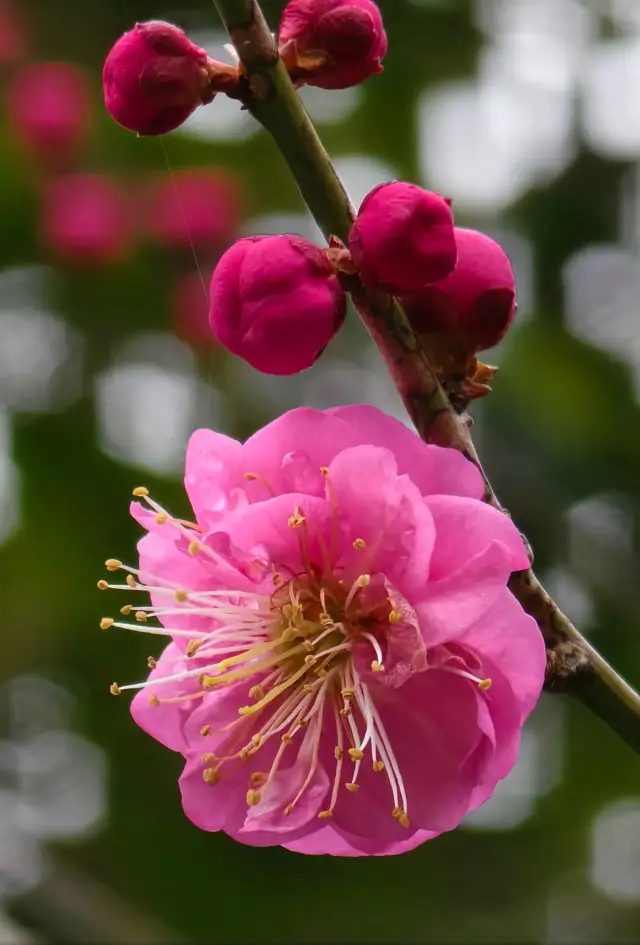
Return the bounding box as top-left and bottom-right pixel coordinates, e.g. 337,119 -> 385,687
212,0 -> 640,755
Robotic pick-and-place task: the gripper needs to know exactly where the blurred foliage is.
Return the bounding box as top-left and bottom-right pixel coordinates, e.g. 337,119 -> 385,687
1,0 -> 640,943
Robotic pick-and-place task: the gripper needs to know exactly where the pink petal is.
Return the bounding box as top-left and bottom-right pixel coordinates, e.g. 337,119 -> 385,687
184,427 -> 243,528
460,588 -> 546,719
239,408 -> 359,500
326,445 -> 435,597
328,404 -> 484,499
415,540 -> 513,646
130,642 -> 202,752
425,494 -> 530,580
330,669 -> 483,841
283,824 -> 436,856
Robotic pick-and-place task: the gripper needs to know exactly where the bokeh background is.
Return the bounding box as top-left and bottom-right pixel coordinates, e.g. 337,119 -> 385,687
1,0 -> 640,941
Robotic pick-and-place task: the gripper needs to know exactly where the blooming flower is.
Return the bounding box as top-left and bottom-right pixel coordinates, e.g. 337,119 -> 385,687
41,173 -> 134,266
101,405 -> 545,856
349,182 -> 457,294
209,234 -> 346,375
401,228 -> 517,353
103,21 -> 238,136
8,62 -> 89,164
278,0 -> 387,90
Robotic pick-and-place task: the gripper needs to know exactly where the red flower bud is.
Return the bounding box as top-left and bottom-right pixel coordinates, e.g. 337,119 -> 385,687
348,182 -> 457,294
8,62 -> 89,163
209,235 -> 346,375
103,21 -> 237,136
279,0 -> 387,90
147,168 -> 241,250
401,228 -> 516,353
41,173 -> 134,266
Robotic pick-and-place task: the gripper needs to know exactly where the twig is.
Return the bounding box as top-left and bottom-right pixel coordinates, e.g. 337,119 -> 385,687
211,0 -> 640,755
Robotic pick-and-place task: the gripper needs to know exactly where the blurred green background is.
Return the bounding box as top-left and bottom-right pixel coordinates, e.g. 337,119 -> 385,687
1,0 -> 640,942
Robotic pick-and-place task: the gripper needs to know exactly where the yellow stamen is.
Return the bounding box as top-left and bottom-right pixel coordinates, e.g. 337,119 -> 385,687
188,540 -> 201,556
250,772 -> 267,788
246,789 -> 261,806
126,574 -> 137,587
110,683 -> 121,695
97,580 -> 108,590
174,589 -> 188,603
353,538 -> 366,550
317,810 -> 333,819
135,611 -> 147,623
371,660 -> 385,673
203,768 -> 220,784
148,694 -> 160,707
200,725 -> 211,736
132,486 -> 149,497
185,639 -> 202,657
373,760 -> 385,772
478,678 -> 492,691
345,782 -> 359,792
100,617 -> 114,630
155,512 -> 168,525
348,748 -> 364,761
147,657 -> 157,669
105,558 -> 122,571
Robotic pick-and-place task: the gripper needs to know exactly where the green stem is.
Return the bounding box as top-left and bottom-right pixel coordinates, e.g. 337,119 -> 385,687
212,0 -> 640,756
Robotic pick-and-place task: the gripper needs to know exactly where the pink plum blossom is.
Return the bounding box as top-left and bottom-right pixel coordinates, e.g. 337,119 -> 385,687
401,228 -> 517,353
41,173 -> 134,266
8,62 -> 89,163
103,21 -> 238,136
102,405 -> 546,856
147,169 -> 241,250
278,0 -> 387,90
349,182 -> 457,294
209,234 -> 346,374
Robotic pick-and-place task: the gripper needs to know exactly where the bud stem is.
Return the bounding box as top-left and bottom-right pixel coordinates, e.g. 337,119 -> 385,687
211,0 -> 640,755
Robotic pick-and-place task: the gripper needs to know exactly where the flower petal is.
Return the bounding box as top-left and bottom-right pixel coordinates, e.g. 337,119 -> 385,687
416,540 -> 513,647
460,588 -> 546,719
328,404 -> 484,499
425,494 -> 530,579
184,428 -> 244,527
130,642 -> 203,753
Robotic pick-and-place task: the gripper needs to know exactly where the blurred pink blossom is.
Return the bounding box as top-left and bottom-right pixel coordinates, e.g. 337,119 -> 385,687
41,173 -> 134,266
104,405 -> 545,855
171,271 -> 217,348
8,62 -> 89,164
147,168 -> 241,251
0,2 -> 26,66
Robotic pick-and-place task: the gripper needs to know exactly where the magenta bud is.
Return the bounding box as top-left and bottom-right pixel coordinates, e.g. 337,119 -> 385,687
279,0 -> 387,90
147,168 -> 241,250
103,21 -> 231,136
209,234 -> 346,375
41,173 -> 134,266
401,228 -> 517,352
8,62 -> 89,162
348,182 -> 457,294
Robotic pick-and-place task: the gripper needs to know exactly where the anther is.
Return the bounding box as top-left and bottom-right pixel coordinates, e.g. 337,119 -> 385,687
317,810 -> 333,819
357,574 -> 371,587
348,748 -> 364,761
248,685 -> 264,700
334,746 -> 343,760
132,486 -> 149,497
148,694 -> 160,707
174,589 -> 188,603
203,768 -> 220,784
246,789 -> 261,806
126,575 -> 137,587
272,572 -> 282,585
155,512 -> 168,525
185,640 -> 201,657
135,611 -> 148,623
100,617 -> 114,630
244,472 -> 258,480
147,656 -> 158,669
398,812 -> 410,828
353,538 -> 366,550
200,725 -> 211,736
97,580 -> 109,590
188,540 -> 201,556
478,678 -> 492,691
371,660 -> 385,673
345,782 -> 359,792
120,605 -> 132,615
373,760 -> 385,772
110,683 -> 121,695
202,753 -> 216,763
105,558 -> 122,571
389,610 -> 401,624
288,508 -> 306,528
250,772 -> 266,788
320,466 -> 329,476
